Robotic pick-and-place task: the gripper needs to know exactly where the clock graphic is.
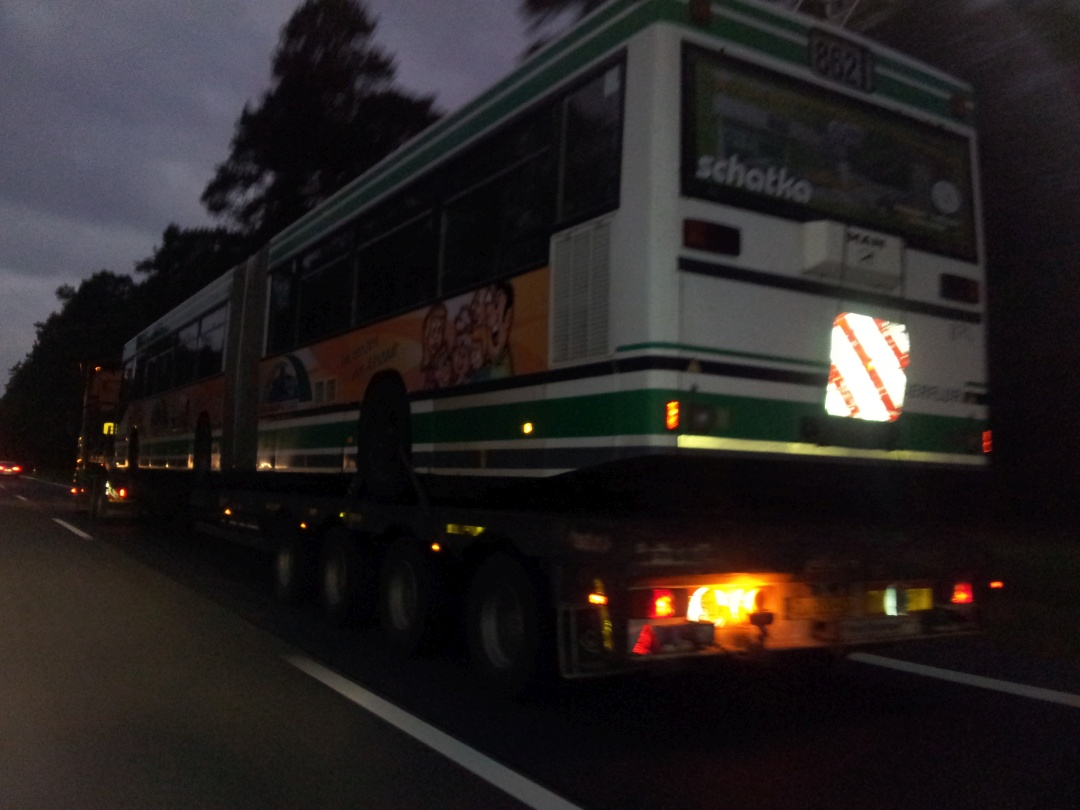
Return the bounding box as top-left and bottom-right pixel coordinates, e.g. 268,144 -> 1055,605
931,180 -> 961,214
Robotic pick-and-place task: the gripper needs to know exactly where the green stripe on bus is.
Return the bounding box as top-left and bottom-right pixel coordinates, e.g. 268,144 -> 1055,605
259,420 -> 355,449
410,388 -> 986,456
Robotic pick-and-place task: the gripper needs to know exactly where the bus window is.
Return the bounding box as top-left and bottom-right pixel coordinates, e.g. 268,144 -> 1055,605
174,322 -> 198,388
356,214 -> 437,324
298,255 -> 353,345
559,64 -> 624,223
197,306 -> 227,378
267,269 -> 297,355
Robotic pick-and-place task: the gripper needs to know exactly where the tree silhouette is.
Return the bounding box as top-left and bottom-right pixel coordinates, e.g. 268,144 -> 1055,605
0,272 -> 138,469
132,224 -> 253,325
201,0 -> 439,241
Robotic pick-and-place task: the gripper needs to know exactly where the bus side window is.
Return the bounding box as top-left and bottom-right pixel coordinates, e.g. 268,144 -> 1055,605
267,268 -> 298,355
356,214 -> 437,324
558,64 -> 624,223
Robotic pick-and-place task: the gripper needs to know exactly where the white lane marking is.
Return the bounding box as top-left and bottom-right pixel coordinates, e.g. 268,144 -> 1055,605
287,655 -> 586,810
53,518 -> 93,540
849,652 -> 1080,709
17,495 -> 28,501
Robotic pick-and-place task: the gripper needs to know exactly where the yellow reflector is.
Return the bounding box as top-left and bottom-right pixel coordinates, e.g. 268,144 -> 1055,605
522,422 -> 534,435
905,587 -> 933,612
446,524 -> 486,536
665,401 -> 680,431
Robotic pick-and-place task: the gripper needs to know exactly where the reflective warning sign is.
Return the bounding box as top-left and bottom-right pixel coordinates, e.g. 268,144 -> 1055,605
825,313 -> 909,422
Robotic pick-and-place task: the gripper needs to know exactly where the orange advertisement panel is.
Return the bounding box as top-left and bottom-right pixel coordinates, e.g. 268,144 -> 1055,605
259,268 -> 551,416
124,376 -> 227,441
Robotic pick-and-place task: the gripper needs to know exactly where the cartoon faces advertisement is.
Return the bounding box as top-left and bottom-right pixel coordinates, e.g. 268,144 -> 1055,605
258,267 -> 550,414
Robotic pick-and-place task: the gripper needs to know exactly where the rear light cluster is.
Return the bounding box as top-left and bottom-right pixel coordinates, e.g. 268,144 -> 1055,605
628,584 -> 772,656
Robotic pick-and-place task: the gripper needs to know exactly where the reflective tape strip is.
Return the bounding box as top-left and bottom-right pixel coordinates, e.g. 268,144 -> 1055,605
827,313 -> 909,422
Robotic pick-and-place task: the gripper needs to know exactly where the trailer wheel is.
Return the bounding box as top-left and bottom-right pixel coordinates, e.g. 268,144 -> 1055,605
272,521 -> 314,605
379,537 -> 443,655
89,488 -> 109,521
356,376 -> 412,502
466,554 -> 544,697
319,527 -> 366,627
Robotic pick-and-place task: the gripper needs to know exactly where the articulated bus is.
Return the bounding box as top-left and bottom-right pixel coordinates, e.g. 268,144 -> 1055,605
116,0 -> 986,491
104,0 -> 988,687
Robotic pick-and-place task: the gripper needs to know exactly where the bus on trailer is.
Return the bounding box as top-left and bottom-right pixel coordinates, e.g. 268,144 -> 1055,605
101,0 -> 990,693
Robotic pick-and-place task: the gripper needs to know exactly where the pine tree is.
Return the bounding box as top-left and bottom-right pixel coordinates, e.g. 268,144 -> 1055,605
202,0 -> 439,240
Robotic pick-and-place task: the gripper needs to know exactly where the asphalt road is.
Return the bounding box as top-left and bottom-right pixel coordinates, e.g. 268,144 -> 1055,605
3,475 -> 1079,809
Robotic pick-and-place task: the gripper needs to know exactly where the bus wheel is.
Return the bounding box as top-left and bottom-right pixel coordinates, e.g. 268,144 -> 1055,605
379,536 -> 442,655
272,520 -> 314,604
466,554 -> 543,697
318,527 -> 367,627
356,376 -> 411,502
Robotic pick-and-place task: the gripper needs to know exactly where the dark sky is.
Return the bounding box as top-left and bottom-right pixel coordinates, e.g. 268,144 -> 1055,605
0,0 -> 527,384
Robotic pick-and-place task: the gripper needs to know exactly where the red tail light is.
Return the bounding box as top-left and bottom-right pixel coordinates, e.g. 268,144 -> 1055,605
951,582 -> 974,604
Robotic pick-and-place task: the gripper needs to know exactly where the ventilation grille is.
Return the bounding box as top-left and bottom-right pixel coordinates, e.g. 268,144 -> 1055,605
551,219 -> 611,364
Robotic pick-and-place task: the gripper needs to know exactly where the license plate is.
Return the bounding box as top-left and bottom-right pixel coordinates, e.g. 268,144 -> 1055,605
786,595 -> 857,621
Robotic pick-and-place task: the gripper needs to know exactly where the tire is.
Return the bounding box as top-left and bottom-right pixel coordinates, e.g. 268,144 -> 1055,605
89,488 -> 108,522
356,376 -> 412,502
466,554 -> 546,697
379,536 -> 443,655
272,521 -> 314,605
318,527 -> 366,627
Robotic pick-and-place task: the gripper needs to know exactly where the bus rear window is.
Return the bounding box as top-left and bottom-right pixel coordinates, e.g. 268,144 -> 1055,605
681,45 -> 977,262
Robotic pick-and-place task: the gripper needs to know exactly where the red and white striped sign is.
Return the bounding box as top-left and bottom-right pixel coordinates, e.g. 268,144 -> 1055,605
826,313 -> 909,422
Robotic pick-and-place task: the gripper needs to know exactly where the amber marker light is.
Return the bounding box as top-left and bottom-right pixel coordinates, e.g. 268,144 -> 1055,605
588,592 -> 608,606
665,401 -> 680,431
990,580 -> 1004,589
430,542 -> 441,552
522,422 -> 534,435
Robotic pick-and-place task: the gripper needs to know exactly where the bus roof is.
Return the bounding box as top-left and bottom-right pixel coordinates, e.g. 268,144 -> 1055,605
266,0 -> 974,269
